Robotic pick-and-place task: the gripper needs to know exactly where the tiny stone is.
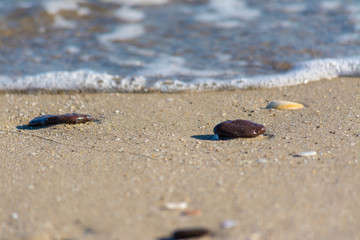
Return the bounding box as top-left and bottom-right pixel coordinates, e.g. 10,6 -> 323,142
213,119 -> 266,139
294,151 -> 317,157
11,212 -> 18,219
221,219 -> 238,229
256,158 -> 267,163
163,202 -> 188,210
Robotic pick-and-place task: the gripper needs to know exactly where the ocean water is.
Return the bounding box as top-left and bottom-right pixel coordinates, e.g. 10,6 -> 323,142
0,0 -> 359,92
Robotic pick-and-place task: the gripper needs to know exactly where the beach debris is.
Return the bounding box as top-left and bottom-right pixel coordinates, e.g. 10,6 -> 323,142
266,100 -> 304,110
182,209 -> 203,216
256,158 -> 267,163
11,212 -> 19,220
163,201 -> 188,210
28,113 -> 95,127
294,151 -> 317,157
171,228 -> 214,239
220,219 -> 238,229
213,119 -> 266,139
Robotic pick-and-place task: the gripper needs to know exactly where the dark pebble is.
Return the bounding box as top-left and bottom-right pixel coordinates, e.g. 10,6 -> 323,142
28,113 -> 95,127
213,119 -> 266,139
172,228 -> 213,239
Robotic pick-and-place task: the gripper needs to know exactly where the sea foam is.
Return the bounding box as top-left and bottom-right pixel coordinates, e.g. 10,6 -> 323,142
0,57 -> 359,92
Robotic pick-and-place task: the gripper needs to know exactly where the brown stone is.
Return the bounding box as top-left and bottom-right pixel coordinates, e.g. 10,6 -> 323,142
213,119 -> 266,139
28,113 -> 95,127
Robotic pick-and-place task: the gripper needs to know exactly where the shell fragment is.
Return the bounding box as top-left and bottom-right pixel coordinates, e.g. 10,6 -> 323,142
164,202 -> 188,210
294,151 -> 317,157
266,100 -> 304,110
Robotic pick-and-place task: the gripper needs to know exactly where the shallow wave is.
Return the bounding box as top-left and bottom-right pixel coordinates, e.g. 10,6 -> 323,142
0,57 -> 359,92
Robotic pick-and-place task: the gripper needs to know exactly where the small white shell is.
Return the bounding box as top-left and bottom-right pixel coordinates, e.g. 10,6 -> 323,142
266,100 -> 304,110
163,202 -> 188,210
294,151 -> 317,157
221,219 -> 238,229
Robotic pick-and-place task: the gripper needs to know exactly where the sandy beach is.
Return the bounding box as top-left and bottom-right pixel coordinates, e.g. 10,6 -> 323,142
0,77 -> 359,240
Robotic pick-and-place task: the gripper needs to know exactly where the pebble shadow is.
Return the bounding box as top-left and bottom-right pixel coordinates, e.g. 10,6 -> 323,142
191,134 -> 218,141
191,135 -> 234,141
16,119 -> 101,130
158,228 -> 214,240
16,124 -> 54,130
192,134 -> 273,141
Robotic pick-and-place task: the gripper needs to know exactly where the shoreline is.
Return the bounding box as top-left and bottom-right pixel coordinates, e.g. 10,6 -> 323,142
0,77 -> 359,240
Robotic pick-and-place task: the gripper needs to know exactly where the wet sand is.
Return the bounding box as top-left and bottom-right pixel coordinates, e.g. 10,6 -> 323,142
0,77 -> 359,240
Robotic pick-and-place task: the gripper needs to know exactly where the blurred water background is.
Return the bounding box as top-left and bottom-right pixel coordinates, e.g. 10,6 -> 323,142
0,0 -> 359,92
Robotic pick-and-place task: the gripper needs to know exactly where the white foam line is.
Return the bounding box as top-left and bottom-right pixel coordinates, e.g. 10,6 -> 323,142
241,57 -> 360,88
0,57 -> 359,92
154,57 -> 360,91
0,70 -> 146,92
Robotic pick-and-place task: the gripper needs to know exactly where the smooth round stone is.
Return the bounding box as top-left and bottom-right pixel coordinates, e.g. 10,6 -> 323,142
213,119 -> 266,139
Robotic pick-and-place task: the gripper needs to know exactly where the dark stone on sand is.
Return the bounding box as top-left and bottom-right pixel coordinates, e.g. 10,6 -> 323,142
172,228 -> 213,239
28,113 -> 95,127
214,119 -> 266,139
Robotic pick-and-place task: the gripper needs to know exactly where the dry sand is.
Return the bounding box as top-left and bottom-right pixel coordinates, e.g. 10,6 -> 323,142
0,77 -> 359,240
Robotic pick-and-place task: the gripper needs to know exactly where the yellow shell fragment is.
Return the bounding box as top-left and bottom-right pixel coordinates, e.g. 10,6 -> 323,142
266,100 -> 304,110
